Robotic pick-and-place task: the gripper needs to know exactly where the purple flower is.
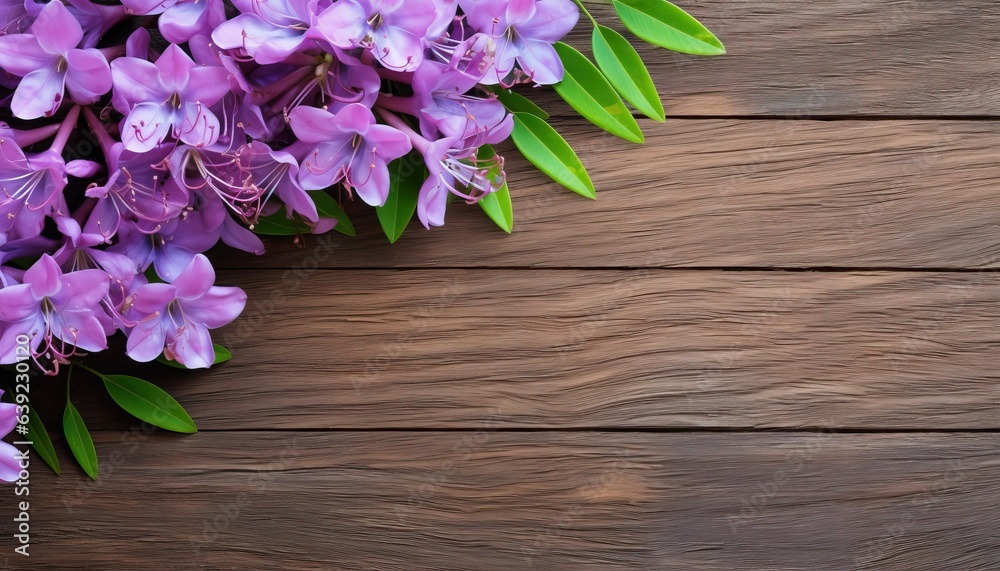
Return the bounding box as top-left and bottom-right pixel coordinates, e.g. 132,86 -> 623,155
0,141 -> 100,242
460,0 -> 578,85
122,0 -> 226,44
289,104 -> 411,206
0,1 -> 112,119
125,254 -> 246,369
416,136 -> 507,228
0,255 -> 110,368
315,0 -> 437,71
0,390 -> 22,482
83,141 -> 190,241
212,0 -> 319,65
407,58 -> 509,140
111,44 -> 232,152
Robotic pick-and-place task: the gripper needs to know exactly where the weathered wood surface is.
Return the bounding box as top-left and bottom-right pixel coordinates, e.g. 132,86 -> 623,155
221,120 -> 1000,270
4,433 -> 998,570
556,1 -> 1000,117
6,1 -> 1000,568
52,270 -> 1000,431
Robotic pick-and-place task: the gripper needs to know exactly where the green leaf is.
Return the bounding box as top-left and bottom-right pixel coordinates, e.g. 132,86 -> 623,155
309,191 -> 356,237
251,209 -> 301,236
510,113 -> 595,199
552,42 -> 643,143
156,344 -> 232,369
376,153 -> 426,243
592,25 -> 666,122
63,402 -> 97,480
102,375 -> 197,434
612,0 -> 725,56
213,344 -> 232,364
28,409 -> 60,475
476,145 -> 513,233
492,88 -> 549,119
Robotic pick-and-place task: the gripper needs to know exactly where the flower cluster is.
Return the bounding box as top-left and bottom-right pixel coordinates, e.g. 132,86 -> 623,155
0,0 -> 580,372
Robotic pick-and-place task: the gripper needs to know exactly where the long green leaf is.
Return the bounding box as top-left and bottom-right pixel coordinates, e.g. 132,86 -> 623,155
476,145 -> 514,233
592,25 -> 666,122
156,344 -> 232,369
612,0 -> 725,55
376,153 -> 425,243
309,191 -> 356,236
493,88 -> 549,119
63,402 -> 97,480
552,42 -> 643,143
510,113 -> 595,199
28,409 -> 59,475
102,375 -> 197,434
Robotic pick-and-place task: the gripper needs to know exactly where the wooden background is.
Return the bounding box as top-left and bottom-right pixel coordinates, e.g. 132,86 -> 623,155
4,1 -> 1000,569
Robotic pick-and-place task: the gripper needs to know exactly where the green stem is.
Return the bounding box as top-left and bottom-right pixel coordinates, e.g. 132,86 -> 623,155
65,364 -> 74,400
573,0 -> 598,26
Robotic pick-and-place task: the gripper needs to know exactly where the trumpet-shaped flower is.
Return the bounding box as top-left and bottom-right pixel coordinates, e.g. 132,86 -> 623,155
0,1 -> 112,119
315,0 -> 437,71
111,44 -> 232,152
0,255 -> 110,368
125,254 -> 246,369
459,0 -> 578,85
288,104 -> 411,206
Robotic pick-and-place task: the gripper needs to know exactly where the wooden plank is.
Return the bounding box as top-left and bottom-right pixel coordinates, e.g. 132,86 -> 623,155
54,270 -> 1000,431
5,432 -> 999,570
552,1 -> 1000,117
220,120 -> 1000,270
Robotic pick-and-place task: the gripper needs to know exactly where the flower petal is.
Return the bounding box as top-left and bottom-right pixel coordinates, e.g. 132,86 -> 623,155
111,56 -> 162,111
0,34 -> 53,77
184,66 -> 232,107
155,43 -> 194,93
0,441 -> 22,482
169,320 -> 214,368
177,102 -> 221,148
126,319 -> 166,362
515,38 -> 564,85
24,255 -> 62,299
183,285 -> 246,328
11,66 -> 65,120
31,1 -> 83,54
0,284 -> 38,321
171,253 -> 215,299
121,102 -> 174,153
64,49 -> 113,104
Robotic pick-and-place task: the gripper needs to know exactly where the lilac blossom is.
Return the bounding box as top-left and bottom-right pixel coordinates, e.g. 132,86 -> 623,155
289,104 -> 411,206
122,0 -> 226,44
460,0 -> 579,85
0,255 -> 110,371
0,0 -> 588,378
111,44 -> 231,152
315,0 -> 438,71
211,0 -> 319,65
0,1 -> 112,119
125,254 -> 246,369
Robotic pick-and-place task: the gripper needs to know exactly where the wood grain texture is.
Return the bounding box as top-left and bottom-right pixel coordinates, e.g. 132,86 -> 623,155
50,270 -> 1000,431
551,1 -> 1000,117
219,120 -> 1000,270
4,432 -> 998,570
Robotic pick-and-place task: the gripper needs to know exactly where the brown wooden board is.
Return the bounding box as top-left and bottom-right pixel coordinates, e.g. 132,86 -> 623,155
219,120 -> 1000,270
548,1 -> 1000,117
45,270 -> 1000,431
542,0 -> 1000,117
3,432 -> 998,570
